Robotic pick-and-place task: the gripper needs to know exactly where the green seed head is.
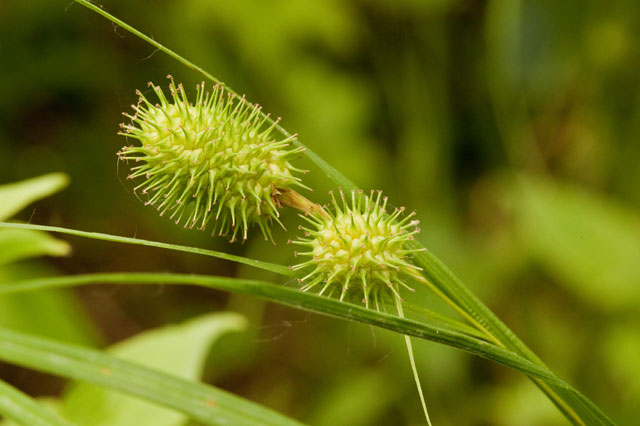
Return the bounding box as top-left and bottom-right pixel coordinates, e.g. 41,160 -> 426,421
291,189 -> 425,310
118,77 -> 307,242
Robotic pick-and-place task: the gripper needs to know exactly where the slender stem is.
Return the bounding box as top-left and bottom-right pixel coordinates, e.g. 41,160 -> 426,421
396,297 -> 432,426
73,0 -> 219,84
419,274 -> 584,424
0,222 -> 293,277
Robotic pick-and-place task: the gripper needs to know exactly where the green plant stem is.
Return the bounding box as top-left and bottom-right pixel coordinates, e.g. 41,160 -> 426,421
396,298 -> 432,426
0,222 -> 292,277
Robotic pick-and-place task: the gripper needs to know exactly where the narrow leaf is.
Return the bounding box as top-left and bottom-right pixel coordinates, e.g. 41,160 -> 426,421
0,273 -> 572,386
0,222 -> 292,277
0,379 -> 72,426
0,272 -> 613,424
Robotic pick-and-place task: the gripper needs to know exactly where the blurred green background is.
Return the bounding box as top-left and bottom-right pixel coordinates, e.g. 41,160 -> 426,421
1,0 -> 640,424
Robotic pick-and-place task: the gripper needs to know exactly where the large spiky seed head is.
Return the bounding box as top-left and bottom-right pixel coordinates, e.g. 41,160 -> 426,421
291,189 -> 426,310
117,77 -> 307,242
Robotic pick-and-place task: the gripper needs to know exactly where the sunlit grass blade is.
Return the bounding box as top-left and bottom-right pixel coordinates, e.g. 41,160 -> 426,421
0,379 -> 72,426
0,328 -> 303,426
0,222 -> 292,277
0,272 -> 576,387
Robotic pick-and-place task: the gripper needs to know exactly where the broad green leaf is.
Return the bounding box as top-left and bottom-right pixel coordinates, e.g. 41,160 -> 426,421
0,379 -> 72,426
510,175 -> 640,310
0,291 -> 97,346
0,327 -> 304,426
62,313 -> 247,426
0,174 -> 69,221
0,229 -> 70,266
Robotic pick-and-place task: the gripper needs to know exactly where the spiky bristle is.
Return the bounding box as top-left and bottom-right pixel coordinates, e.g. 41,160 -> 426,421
118,77 -> 306,242
291,189 -> 425,309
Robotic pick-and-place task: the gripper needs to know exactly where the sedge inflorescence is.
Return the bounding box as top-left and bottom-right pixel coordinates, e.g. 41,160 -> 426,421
291,189 -> 426,310
118,77 -> 307,242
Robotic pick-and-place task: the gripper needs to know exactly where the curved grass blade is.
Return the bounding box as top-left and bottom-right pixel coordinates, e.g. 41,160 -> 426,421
2,273 -> 613,423
0,272 -> 576,387
0,222 -> 292,277
0,328 -> 303,426
0,379 -> 72,426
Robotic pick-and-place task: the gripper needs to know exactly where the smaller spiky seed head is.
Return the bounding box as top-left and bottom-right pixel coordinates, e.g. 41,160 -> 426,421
118,77 -> 308,242
291,189 -> 426,311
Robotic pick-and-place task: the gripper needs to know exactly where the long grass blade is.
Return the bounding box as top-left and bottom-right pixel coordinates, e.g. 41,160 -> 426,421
2,273 -> 613,422
0,379 -> 72,426
0,222 -> 292,277
0,272 -> 578,387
